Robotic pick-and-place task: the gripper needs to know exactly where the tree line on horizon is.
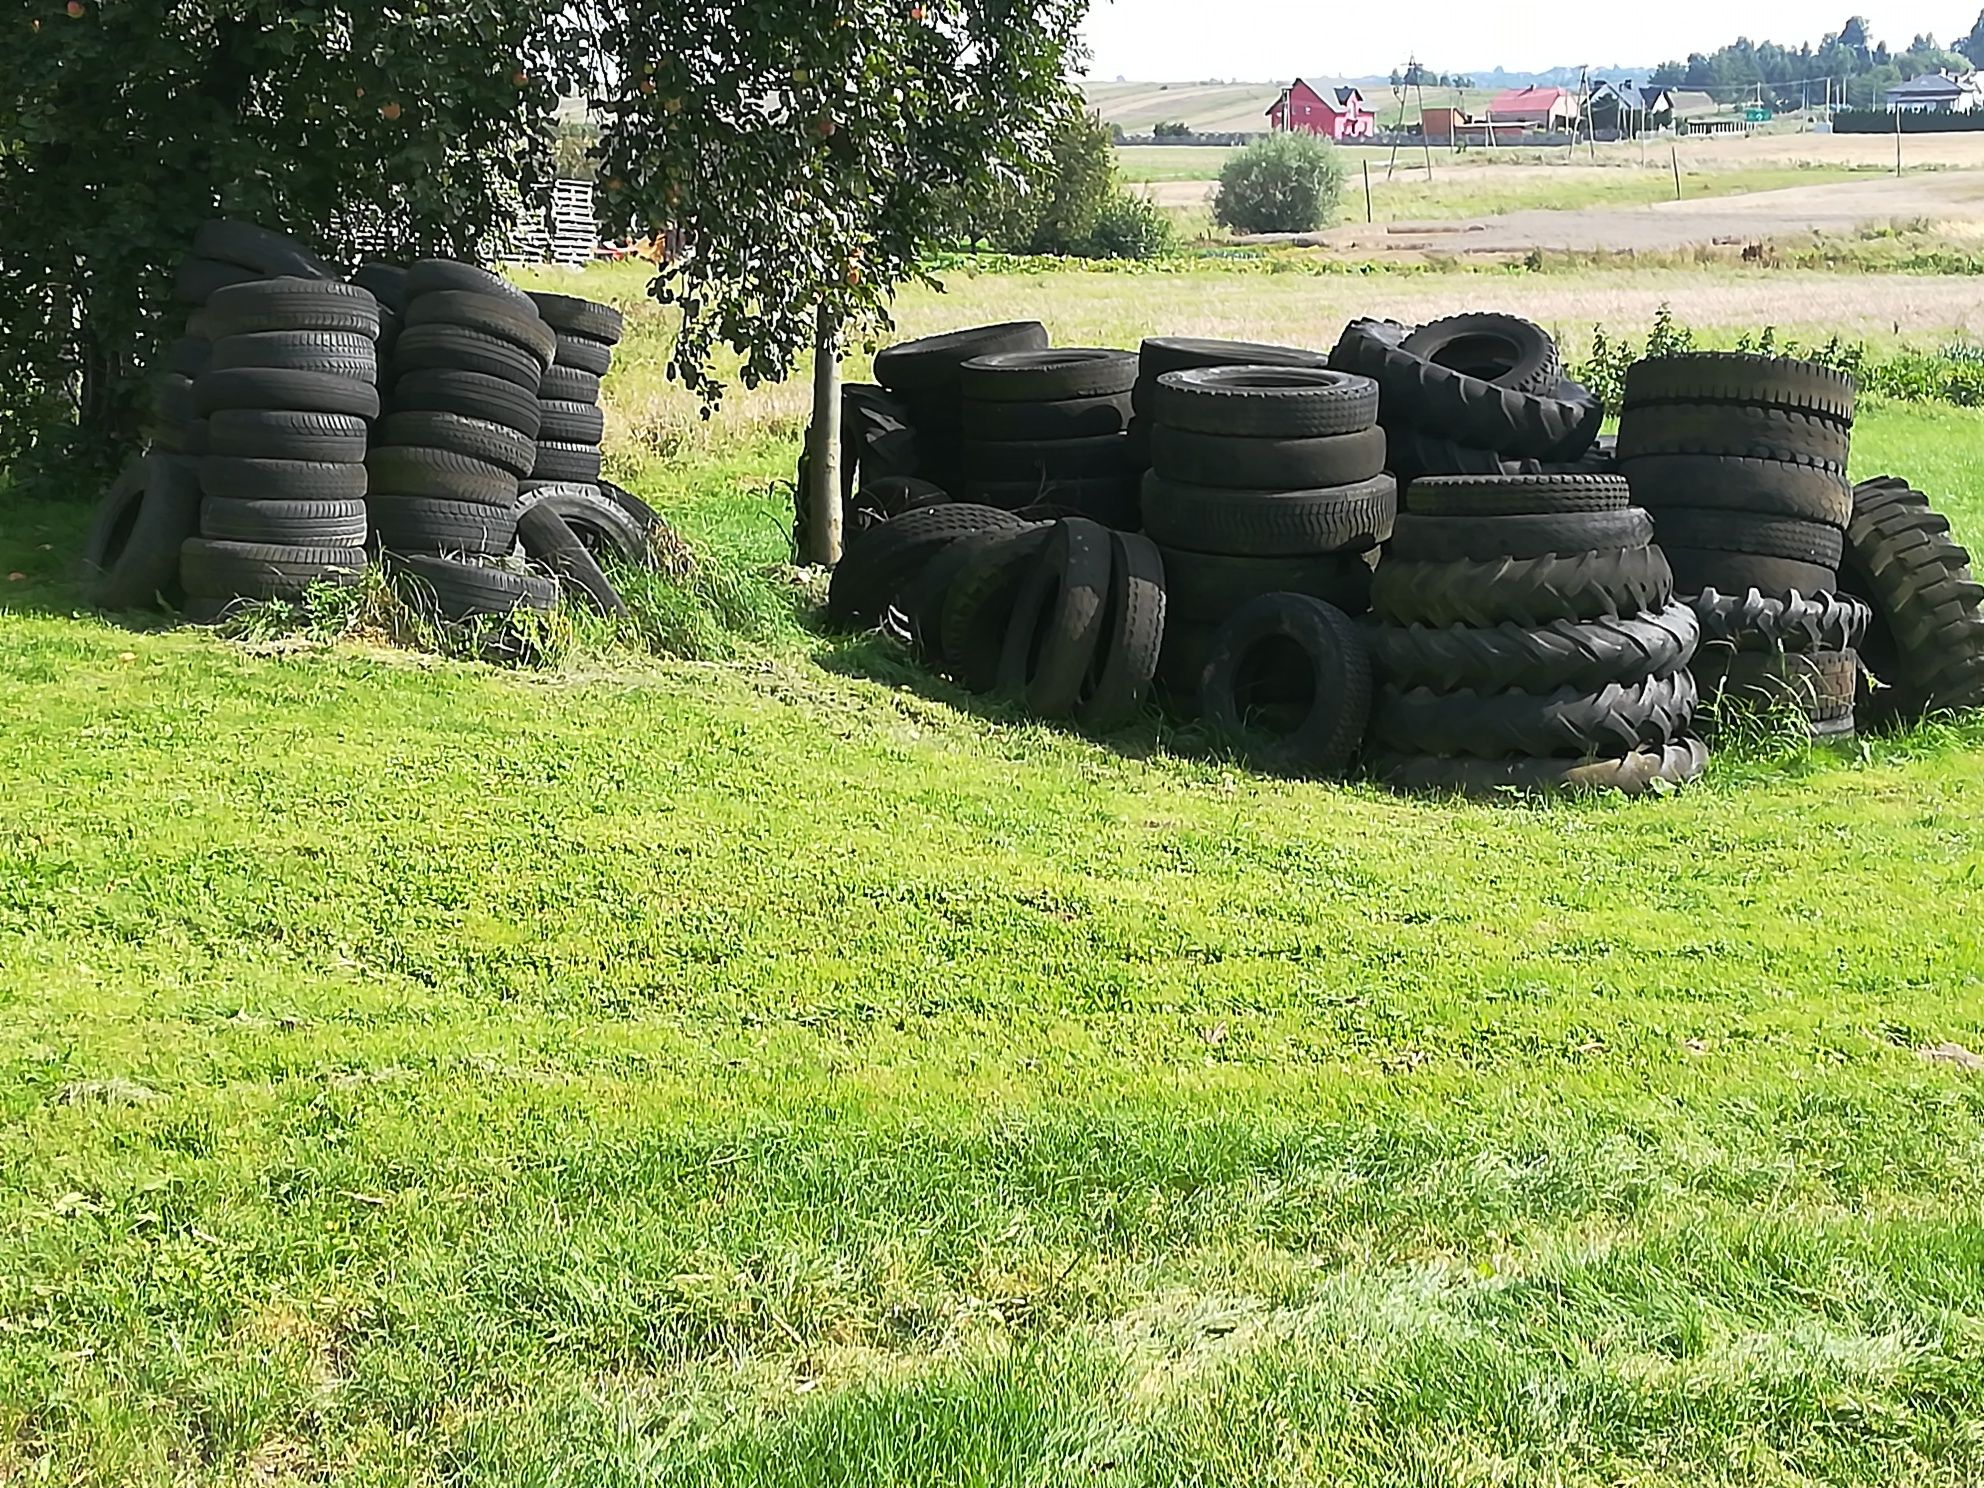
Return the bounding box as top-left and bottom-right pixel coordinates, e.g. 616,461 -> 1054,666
1644,14 -> 1984,108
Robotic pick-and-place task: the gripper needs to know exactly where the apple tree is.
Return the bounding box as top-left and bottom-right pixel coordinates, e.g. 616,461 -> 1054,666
593,0 -> 1089,564
0,0 -> 591,482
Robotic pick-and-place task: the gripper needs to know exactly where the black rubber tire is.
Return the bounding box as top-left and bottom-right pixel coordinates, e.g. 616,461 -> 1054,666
1151,424 -> 1386,491
380,412 -> 536,479
1841,477 -> 1984,720
1202,594 -> 1374,778
81,455 -> 203,610
875,322 -> 1050,394
180,538 -> 365,603
1623,353 -> 1856,424
1619,454 -> 1853,525
1375,545 -> 1676,628
365,446 -> 517,506
210,331 -> 377,382
964,434 -> 1133,481
1617,405 -> 1851,468
1137,338 -> 1333,413
1651,509 -> 1845,568
1658,548 -> 1838,600
998,518 -> 1115,717
538,399 -> 606,445
207,410 -> 369,463
201,498 -> 368,546
521,483 -> 654,566
1386,428 -> 1542,484
961,349 -> 1139,403
152,372 -> 198,426
1332,319 -> 1595,458
352,263 -> 409,315
962,393 -> 1132,441
369,497 -> 519,557
1372,669 -> 1697,759
406,259 -> 530,305
1153,366 -> 1379,438
1161,547 -> 1375,623
517,503 -> 625,617
939,525 -> 1055,690
204,278 -> 380,339
390,368 -> 542,438
394,324 -> 544,389
531,441 -> 604,484
406,291 -> 556,366
528,292 -> 624,344
1689,589 -> 1871,654
1079,532 -> 1168,731
1368,738 -> 1710,798
1389,508 -> 1654,563
1695,648 -> 1857,722
893,529 -> 1014,663
192,368 -> 381,419
1406,473 -> 1632,517
198,456 -> 368,503
961,476 -> 1140,529
389,553 -> 557,620
1400,313 -> 1559,394
194,220 -> 332,280
827,502 -> 1026,629
163,337 -> 212,379
151,416 -> 209,456
553,332 -> 614,376
176,257 -> 263,305
1141,473 -> 1397,557
539,364 -> 604,404
1376,602 -> 1702,695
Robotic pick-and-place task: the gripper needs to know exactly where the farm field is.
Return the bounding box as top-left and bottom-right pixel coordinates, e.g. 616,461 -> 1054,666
7,260 -> 1984,1484
1084,79 -> 1502,133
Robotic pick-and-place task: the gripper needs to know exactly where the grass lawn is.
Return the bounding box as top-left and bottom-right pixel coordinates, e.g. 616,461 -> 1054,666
6,264 -> 1984,1484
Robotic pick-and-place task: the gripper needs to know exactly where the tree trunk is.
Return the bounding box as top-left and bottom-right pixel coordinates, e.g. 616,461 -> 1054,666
802,305 -> 843,567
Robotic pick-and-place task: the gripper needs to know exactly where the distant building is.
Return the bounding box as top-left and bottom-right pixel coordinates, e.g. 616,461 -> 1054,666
1885,72 -> 1984,113
1265,79 -> 1376,141
1588,80 -> 1674,136
1485,85 -> 1580,130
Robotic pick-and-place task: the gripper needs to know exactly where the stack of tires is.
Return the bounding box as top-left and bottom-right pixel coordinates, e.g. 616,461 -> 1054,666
1139,365 -> 1395,714
1195,592 -> 1375,779
1367,473 -> 1709,796
180,277 -> 382,619
873,321 -> 1050,493
1126,337 -> 1334,474
1616,354 -> 1859,736
1331,315 -> 1603,483
1842,475 -> 1984,724
369,261 -> 558,624
958,349 -> 1139,525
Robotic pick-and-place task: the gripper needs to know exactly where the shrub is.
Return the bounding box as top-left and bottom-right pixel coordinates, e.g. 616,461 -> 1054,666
1214,133 -> 1345,235
1153,120 -> 1193,139
1087,190 -> 1177,259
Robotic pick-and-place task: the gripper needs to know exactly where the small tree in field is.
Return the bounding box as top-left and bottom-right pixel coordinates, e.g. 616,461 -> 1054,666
1214,133 -> 1345,235
0,1 -> 590,482
593,0 -> 1086,564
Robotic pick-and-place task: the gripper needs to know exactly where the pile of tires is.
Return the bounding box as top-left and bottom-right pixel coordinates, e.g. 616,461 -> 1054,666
369,261 -> 558,625
1331,314 -> 1603,483
1617,353 -> 1859,737
1843,476 -> 1984,723
1367,473 -> 1709,796
872,321 -> 1049,493
181,276 -> 383,618
1140,365 -> 1394,716
958,349 -> 1139,524
1126,337 -> 1334,474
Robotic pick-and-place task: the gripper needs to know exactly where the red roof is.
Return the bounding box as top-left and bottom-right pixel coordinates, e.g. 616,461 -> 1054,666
1488,86 -> 1567,115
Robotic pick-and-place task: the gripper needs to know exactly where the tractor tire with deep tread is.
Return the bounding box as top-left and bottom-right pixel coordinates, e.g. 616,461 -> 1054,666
1841,476 -> 1984,720
1371,669 -> 1697,758
1374,545 -> 1675,628
1689,589 -> 1872,654
1400,313 -> 1560,394
1375,602 -> 1701,695
1385,428 -> 1543,484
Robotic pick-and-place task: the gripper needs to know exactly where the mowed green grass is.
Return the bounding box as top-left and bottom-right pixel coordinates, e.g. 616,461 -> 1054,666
6,265 -> 1984,1482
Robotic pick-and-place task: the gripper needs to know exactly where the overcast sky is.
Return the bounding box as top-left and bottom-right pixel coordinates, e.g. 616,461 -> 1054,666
1078,2 -> 1984,79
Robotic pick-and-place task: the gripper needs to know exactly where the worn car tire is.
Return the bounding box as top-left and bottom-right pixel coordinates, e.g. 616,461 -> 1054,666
1078,532 -> 1167,731
207,409 -> 369,463
365,446 -> 517,506
81,456 -> 204,610
1141,473 -> 1397,557
1620,454 -> 1853,525
198,456 -> 368,503
390,368 -> 542,438
998,517 -> 1115,717
1202,594 -> 1374,777
516,503 -> 625,617
394,324 -> 544,389
406,259 -> 531,305
380,411 -> 536,478
194,220 -> 332,280
938,525 -> 1055,691
201,498 -> 368,546
553,332 -> 614,376
527,292 -> 623,343
539,365 -> 603,404
1153,366 -> 1379,439
530,440 -> 604,484
537,399 -> 606,445
369,497 -> 519,557
961,348 -> 1140,403
962,393 -> 1132,441
389,552 -> 557,620
180,538 -> 365,603
204,277 -> 380,339
406,290 -> 556,366
875,322 -> 1050,395
210,331 -> 377,382
193,367 -> 381,420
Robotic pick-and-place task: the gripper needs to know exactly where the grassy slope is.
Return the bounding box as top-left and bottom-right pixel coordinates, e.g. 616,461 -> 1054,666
6,265 -> 1984,1482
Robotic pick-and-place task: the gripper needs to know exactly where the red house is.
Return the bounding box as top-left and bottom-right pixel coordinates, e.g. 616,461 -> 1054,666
1266,80 -> 1376,141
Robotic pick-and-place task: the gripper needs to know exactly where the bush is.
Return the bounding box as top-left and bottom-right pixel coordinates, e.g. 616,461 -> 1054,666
1088,190 -> 1177,259
1214,133 -> 1345,235
1153,120 -> 1193,139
